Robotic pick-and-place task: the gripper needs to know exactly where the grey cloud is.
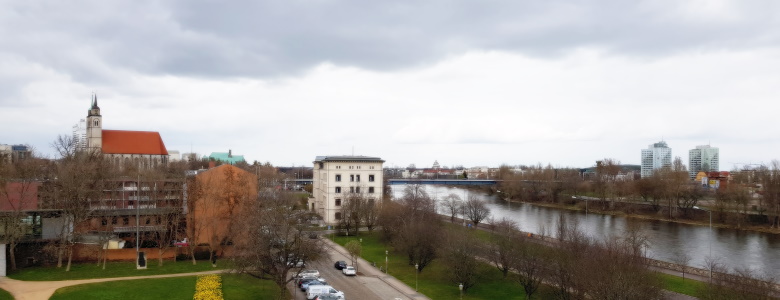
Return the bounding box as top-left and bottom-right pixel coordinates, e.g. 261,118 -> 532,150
2,0 -> 780,83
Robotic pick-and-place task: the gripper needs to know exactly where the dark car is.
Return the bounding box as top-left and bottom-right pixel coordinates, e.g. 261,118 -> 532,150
334,260 -> 347,270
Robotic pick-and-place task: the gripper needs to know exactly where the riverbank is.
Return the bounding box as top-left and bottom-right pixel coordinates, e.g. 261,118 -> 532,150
512,198 -> 780,235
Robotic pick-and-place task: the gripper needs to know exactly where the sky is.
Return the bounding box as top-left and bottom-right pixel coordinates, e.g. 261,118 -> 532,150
2,0 -> 780,170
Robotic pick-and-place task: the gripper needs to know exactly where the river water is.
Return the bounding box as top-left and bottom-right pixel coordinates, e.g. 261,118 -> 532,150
390,184 -> 780,277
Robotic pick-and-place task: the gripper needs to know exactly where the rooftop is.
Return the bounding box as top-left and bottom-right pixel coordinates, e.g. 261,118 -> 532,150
314,155 -> 384,162
102,130 -> 168,155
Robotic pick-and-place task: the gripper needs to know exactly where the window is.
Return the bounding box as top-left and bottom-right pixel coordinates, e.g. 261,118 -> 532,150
335,187 -> 341,193
335,174 -> 341,182
111,217 -> 118,225
145,218 -> 151,225
101,218 -> 107,226
123,217 -> 129,225
335,212 -> 342,220
369,175 -> 375,182
368,187 -> 375,193
350,187 -> 355,193
356,187 -> 361,193
335,199 -> 342,206
336,166 -> 341,169
350,175 -> 355,182
356,175 -> 361,182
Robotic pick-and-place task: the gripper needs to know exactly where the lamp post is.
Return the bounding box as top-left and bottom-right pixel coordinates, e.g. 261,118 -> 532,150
459,283 -> 463,300
385,250 -> 388,275
694,206 -> 713,282
415,263 -> 419,292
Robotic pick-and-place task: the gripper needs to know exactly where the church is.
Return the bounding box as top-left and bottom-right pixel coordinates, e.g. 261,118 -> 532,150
85,95 -> 170,167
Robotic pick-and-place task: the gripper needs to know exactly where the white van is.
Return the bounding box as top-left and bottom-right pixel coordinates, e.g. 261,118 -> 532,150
306,285 -> 345,300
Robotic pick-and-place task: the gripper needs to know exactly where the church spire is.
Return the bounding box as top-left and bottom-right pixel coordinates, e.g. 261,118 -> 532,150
91,93 -> 99,109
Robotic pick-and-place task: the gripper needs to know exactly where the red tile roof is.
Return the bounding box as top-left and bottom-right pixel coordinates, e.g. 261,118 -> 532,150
102,130 -> 169,155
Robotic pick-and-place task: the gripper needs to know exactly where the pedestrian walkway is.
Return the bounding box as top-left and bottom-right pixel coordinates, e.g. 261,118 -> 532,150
0,269 -> 225,300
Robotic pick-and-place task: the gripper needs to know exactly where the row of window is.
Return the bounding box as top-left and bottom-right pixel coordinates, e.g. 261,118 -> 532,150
101,216 -> 162,226
334,165 -> 376,170
334,174 -> 375,182
334,186 -> 375,193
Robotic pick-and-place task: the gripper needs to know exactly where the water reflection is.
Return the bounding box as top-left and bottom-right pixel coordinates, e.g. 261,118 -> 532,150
390,184 -> 780,277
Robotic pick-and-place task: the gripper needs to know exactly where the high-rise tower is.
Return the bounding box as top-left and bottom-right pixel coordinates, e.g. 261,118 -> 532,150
689,145 -> 719,179
641,141 -> 672,178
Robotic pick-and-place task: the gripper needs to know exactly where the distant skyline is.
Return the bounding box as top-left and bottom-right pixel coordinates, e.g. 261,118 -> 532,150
2,1 -> 780,170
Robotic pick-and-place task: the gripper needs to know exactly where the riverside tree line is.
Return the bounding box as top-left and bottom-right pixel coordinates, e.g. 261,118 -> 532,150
494,158 -> 780,229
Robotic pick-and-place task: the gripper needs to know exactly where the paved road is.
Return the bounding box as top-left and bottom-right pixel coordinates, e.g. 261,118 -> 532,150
288,239 -> 425,300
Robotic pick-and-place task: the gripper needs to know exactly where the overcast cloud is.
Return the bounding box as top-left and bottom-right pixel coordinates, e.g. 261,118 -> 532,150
2,0 -> 779,169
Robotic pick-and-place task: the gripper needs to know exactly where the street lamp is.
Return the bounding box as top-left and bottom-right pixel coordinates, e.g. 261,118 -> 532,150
458,283 -> 463,300
415,263 -> 419,292
694,206 -> 713,282
385,250 -> 388,275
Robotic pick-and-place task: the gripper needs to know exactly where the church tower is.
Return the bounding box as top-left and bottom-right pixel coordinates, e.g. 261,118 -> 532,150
86,94 -> 102,152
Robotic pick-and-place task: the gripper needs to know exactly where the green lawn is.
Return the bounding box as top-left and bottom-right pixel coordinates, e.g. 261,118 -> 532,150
0,288 -> 13,300
50,276 -> 197,300
332,233 -> 556,299
9,259 -> 229,281
222,274 -> 282,299
656,272 -> 707,297
49,274 -> 280,300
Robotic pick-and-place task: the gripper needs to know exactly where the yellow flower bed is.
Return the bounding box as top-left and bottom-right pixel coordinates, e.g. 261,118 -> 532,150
193,274 -> 224,300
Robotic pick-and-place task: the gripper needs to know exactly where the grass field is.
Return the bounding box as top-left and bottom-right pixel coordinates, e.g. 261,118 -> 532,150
0,288 -> 13,300
9,259 -> 228,281
48,274 -> 279,300
332,228 -> 713,299
332,232 -> 556,299
656,272 -> 707,297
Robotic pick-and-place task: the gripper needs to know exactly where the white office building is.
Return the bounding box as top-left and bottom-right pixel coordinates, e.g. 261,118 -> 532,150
311,156 -> 384,225
641,141 -> 672,178
689,145 -> 719,179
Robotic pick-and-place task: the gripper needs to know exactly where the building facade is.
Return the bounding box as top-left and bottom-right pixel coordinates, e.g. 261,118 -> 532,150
689,145 -> 719,179
310,156 -> 384,225
641,141 -> 672,178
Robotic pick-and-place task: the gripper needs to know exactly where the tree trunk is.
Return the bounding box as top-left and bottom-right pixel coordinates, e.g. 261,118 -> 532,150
66,246 -> 73,272
57,246 -> 64,268
158,248 -> 164,266
9,243 -> 17,270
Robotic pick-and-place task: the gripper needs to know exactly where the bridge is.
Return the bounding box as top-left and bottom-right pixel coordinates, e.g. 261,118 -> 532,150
388,179 -> 498,185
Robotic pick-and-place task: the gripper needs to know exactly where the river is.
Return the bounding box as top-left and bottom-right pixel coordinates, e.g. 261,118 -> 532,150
390,184 -> 780,277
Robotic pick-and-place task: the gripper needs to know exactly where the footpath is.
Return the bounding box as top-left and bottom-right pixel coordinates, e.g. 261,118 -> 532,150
0,270 -> 224,300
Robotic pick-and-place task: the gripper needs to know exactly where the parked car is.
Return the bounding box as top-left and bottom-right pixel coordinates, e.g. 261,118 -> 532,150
301,279 -> 328,291
306,285 -> 344,300
298,269 -> 320,278
288,258 -> 305,268
313,294 -> 342,300
342,266 -> 356,276
334,260 -> 347,270
297,277 -> 324,289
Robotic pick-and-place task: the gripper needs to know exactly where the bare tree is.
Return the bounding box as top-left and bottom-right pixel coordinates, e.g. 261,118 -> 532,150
462,195 -> 490,227
669,249 -> 692,281
0,150 -> 47,271
231,190 -> 326,300
344,240 -> 361,272
513,236 -> 546,300
43,135 -> 108,271
441,193 -> 463,223
381,185 -> 442,272
486,218 -> 518,278
439,228 -> 481,293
